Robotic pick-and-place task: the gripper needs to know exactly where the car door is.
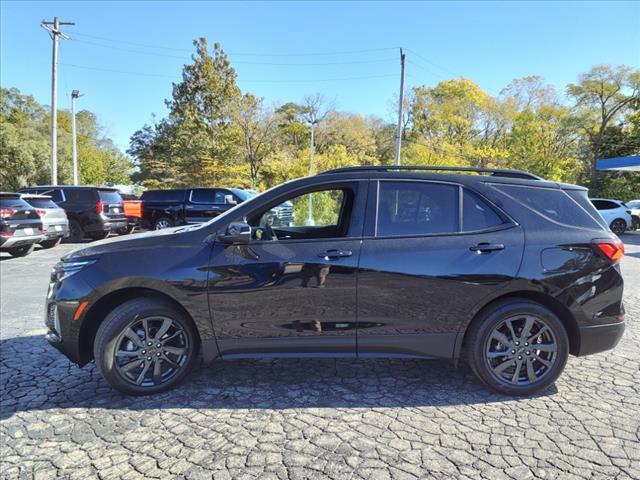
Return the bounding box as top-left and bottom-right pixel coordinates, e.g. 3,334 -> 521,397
357,180 -> 524,359
186,189 -> 218,223
207,180 -> 367,357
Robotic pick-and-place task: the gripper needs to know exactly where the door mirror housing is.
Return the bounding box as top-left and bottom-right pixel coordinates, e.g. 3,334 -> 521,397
219,222 -> 251,244
224,194 -> 237,205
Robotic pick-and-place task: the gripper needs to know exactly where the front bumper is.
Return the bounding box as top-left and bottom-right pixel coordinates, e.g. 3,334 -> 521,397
577,320 -> 626,356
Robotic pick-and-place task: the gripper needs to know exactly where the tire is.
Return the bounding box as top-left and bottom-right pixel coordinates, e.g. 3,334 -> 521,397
6,243 -> 35,257
40,237 -> 62,249
89,231 -> 110,241
66,219 -> 84,243
117,225 -> 135,235
154,217 -> 174,230
94,297 -> 198,396
610,218 -> 627,235
465,299 -> 569,396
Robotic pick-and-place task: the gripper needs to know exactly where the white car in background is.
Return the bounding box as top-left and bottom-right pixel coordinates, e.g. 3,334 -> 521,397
626,199 -> 640,230
590,198 -> 633,235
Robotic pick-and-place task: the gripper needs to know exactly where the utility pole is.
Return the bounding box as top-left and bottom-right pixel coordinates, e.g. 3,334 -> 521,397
306,119 -> 319,226
41,17 -> 74,185
395,48 -> 406,166
71,90 -> 83,185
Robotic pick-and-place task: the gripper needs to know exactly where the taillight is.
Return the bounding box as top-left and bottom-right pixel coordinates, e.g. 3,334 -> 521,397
0,208 -> 15,219
96,200 -> 103,214
594,240 -> 624,262
36,209 -> 47,217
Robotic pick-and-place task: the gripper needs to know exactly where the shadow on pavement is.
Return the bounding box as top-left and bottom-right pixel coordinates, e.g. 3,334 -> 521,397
0,334 -> 556,419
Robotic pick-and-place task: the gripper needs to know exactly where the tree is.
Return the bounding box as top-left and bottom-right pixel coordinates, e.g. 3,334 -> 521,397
567,64 -> 640,178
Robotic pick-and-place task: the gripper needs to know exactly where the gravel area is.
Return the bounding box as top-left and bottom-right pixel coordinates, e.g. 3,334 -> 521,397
1,234 -> 639,480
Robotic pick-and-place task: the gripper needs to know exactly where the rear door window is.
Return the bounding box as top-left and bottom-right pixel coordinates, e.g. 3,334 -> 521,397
591,200 -> 618,210
190,189 -> 216,203
376,181 -> 459,236
141,190 -> 185,202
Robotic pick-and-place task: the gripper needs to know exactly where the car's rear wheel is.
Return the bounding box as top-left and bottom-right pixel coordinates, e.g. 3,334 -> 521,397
154,217 -> 174,230
94,297 -> 197,395
6,244 -> 35,257
610,218 -> 627,235
66,219 -> 84,243
117,225 -> 135,235
466,299 -> 569,396
40,237 -> 62,249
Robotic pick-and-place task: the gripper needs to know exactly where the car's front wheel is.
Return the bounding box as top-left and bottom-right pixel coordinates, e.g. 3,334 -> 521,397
466,299 -> 569,396
610,218 -> 627,235
94,298 -> 198,395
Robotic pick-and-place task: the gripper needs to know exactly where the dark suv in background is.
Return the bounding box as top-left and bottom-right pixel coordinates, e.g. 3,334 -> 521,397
44,166 -> 625,396
18,186 -> 127,242
140,187 -> 254,230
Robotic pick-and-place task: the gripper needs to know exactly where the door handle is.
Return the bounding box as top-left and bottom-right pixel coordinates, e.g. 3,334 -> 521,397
469,243 -> 505,254
318,249 -> 353,259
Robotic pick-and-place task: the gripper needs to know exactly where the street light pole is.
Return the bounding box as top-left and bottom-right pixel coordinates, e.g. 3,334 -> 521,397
71,90 -> 82,186
306,119 -> 318,226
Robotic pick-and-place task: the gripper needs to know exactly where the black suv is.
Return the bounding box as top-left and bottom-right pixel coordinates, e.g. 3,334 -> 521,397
44,166 -> 625,396
18,186 -> 127,242
140,188 -> 254,230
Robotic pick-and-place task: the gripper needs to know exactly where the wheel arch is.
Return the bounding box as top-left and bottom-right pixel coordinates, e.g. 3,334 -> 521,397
455,290 -> 580,361
78,287 -> 202,365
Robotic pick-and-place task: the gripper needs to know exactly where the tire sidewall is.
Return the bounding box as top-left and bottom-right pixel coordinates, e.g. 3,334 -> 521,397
469,301 -> 569,396
94,299 -> 197,396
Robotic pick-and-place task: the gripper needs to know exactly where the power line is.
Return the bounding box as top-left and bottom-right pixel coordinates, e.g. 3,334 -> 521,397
403,47 -> 458,77
68,30 -> 399,57
60,63 -> 399,83
71,39 -> 397,66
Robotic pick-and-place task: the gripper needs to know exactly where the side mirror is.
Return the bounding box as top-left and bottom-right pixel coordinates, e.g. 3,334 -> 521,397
219,222 -> 251,244
224,194 -> 237,205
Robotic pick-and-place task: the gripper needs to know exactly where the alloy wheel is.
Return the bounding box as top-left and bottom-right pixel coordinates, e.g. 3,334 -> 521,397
113,316 -> 189,387
155,219 -> 172,230
610,219 -> 626,235
485,314 -> 557,386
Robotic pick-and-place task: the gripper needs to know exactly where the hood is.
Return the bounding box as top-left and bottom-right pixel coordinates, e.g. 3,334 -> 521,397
62,226 -> 199,260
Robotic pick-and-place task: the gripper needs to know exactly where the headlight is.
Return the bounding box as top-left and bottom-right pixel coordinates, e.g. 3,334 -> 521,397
53,259 -> 97,281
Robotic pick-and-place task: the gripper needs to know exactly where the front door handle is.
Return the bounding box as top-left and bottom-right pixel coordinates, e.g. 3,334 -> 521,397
318,249 -> 353,260
469,243 -> 505,254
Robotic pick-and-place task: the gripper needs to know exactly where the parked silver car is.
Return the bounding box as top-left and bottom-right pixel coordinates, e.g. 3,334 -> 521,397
20,194 -> 69,248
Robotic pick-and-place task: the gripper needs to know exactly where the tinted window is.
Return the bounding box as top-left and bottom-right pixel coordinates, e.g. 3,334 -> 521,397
190,189 -> 216,203
63,189 -> 95,202
377,182 -> 459,236
23,198 -> 59,209
462,190 -> 503,231
98,190 -> 123,204
494,184 -> 602,229
141,190 -> 186,202
0,197 -> 32,209
591,200 -> 618,210
38,189 -> 64,202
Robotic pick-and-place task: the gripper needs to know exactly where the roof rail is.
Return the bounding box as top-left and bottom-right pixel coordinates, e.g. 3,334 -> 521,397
320,165 -> 543,180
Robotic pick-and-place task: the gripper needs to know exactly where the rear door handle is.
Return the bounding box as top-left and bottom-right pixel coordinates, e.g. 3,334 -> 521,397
318,249 -> 353,259
469,243 -> 505,253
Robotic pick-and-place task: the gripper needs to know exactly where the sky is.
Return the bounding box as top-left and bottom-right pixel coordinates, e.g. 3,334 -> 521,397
1,1 -> 639,151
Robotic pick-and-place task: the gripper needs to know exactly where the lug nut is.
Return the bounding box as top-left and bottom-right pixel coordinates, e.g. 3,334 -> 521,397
147,342 -> 153,346
511,349 -> 516,354
518,355 -> 523,360
515,341 -> 520,346
147,356 -> 152,361
156,352 -> 161,357
156,344 -> 161,348
524,342 -> 529,346
526,351 -> 531,355
141,350 -> 146,354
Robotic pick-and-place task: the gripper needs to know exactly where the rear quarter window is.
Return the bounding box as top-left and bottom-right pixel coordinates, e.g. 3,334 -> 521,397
462,189 -> 504,231
491,184 -> 603,230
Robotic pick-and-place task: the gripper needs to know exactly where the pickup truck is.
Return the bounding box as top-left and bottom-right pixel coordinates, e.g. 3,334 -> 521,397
140,188 -> 256,230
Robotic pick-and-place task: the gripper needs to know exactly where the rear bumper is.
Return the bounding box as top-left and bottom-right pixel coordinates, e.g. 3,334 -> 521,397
577,320 -> 626,356
0,234 -> 45,249
43,224 -> 69,239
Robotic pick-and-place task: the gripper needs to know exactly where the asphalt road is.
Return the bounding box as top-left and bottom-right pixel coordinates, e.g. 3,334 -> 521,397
1,234 -> 639,480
